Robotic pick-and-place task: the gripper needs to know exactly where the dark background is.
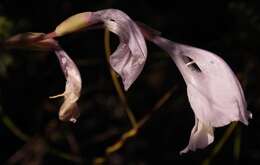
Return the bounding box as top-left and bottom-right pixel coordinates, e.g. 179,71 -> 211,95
0,0 -> 260,164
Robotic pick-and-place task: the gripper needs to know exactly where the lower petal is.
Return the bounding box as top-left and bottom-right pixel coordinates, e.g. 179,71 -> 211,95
180,117 -> 214,154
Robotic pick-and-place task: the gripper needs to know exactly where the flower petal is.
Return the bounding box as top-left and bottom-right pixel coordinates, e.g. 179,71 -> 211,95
180,117 -> 214,154
94,9 -> 147,90
54,48 -> 82,122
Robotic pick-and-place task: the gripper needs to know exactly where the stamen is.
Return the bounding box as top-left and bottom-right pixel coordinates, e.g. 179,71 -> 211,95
186,61 -> 195,66
70,118 -> 77,123
49,92 -> 66,99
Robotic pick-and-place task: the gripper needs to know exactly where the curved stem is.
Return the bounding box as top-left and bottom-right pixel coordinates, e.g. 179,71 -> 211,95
104,28 -> 137,128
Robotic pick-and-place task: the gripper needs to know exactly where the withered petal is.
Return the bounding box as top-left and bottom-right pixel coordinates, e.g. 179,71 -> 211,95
54,48 -> 82,123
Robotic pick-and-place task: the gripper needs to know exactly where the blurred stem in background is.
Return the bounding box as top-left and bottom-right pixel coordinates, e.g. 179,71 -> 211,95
0,103 -> 82,163
202,122 -> 239,165
93,85 -> 176,164
105,85 -> 176,154
0,106 -> 29,141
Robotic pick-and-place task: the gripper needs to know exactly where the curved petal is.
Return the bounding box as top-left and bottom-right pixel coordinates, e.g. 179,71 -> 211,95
94,9 -> 147,90
180,117 -> 214,154
53,48 -> 82,123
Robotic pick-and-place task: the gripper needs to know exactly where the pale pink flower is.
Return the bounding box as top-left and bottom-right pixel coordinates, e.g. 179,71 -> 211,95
139,24 -> 252,154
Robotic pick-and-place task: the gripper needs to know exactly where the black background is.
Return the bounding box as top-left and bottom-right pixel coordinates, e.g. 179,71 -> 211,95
0,0 -> 260,164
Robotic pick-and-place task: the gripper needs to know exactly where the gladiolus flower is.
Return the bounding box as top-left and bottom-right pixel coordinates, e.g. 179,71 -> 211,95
4,33 -> 82,123
48,9 -> 147,90
138,24 -> 252,154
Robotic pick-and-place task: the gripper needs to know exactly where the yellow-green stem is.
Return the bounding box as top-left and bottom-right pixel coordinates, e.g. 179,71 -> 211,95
104,28 -> 137,128
233,126 -> 241,161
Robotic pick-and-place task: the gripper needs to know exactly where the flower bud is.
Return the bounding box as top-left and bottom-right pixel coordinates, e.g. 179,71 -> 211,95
55,12 -> 92,37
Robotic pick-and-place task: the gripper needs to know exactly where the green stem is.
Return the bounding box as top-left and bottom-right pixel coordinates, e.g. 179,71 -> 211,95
233,126 -> 241,162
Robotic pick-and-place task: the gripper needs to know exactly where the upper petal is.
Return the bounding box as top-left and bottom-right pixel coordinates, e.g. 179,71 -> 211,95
146,33 -> 251,127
